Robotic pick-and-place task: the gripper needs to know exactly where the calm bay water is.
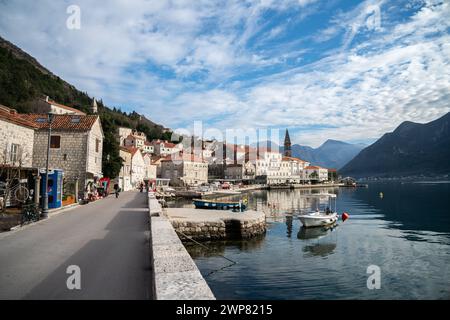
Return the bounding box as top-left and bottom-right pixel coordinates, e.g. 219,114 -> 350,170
170,181 -> 450,299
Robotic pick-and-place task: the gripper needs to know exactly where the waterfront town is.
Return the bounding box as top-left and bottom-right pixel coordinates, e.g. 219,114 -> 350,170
2,0 -> 449,304
0,97 -> 338,213
0,96 -> 344,301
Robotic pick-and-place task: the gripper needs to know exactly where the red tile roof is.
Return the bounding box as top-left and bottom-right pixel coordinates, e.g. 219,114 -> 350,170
282,156 -> 307,163
122,146 -> 141,156
0,105 -> 38,129
150,140 -> 177,148
19,114 -> 99,131
119,146 -> 132,154
305,165 -> 325,170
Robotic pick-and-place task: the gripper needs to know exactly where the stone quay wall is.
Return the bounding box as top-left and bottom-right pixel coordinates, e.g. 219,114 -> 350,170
147,193 -> 215,300
168,209 -> 266,241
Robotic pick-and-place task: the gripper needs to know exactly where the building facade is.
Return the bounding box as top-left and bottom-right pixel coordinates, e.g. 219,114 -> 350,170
35,97 -> 87,116
118,147 -> 132,191
143,153 -> 157,180
161,154 -> 208,186
150,140 -> 182,156
21,114 -> 104,191
224,162 -> 256,181
305,166 -> 329,182
0,106 -> 36,168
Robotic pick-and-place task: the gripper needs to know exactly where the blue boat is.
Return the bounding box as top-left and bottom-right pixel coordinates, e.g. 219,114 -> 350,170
193,199 -> 247,211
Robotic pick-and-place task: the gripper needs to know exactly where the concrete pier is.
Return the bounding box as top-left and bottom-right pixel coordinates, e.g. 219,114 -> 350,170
167,208 -> 266,241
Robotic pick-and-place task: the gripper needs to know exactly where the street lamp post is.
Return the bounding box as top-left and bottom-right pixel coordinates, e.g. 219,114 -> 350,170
41,111 -> 55,218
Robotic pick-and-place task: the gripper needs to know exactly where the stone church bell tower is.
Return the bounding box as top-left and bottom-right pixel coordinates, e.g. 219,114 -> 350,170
284,129 -> 292,157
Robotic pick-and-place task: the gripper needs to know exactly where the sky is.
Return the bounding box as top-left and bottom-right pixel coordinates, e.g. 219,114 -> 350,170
0,0 -> 449,147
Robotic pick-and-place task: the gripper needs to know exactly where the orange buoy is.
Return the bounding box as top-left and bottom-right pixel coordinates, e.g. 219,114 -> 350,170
342,212 -> 350,222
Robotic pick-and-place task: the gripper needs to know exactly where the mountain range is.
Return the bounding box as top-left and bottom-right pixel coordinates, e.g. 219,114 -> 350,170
340,112 -> 450,177
289,140 -> 366,169
255,140 -> 365,169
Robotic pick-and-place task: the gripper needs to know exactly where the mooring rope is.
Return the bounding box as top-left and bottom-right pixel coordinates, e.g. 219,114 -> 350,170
176,230 -> 237,265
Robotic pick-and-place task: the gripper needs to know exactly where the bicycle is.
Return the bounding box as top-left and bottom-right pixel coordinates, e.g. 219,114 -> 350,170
0,181 -> 29,205
21,201 -> 40,226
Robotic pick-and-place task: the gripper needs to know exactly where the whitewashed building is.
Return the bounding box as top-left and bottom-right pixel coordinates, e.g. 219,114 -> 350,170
143,153 -> 157,180
305,166 -> 329,182
150,140 -> 182,156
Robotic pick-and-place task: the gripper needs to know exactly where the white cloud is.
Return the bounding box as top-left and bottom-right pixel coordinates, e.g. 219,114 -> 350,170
0,0 -> 449,148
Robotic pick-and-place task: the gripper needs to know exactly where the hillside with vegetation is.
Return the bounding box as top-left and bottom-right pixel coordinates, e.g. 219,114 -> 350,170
0,36 -> 172,178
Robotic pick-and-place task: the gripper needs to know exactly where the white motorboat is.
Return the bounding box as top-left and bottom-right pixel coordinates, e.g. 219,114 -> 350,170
299,211 -> 338,228
298,194 -> 339,228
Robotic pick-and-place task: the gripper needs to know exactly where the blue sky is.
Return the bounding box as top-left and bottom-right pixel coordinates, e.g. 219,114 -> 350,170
0,0 -> 449,147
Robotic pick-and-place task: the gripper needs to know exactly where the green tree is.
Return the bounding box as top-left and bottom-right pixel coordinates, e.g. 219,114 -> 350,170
102,131 -> 123,179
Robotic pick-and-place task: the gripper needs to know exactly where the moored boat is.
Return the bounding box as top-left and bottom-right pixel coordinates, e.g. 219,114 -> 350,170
299,211 -> 338,228
298,194 -> 339,228
193,199 -> 247,211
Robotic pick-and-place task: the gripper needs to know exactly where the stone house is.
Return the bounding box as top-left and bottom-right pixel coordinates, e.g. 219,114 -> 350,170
117,127 -> 133,145
150,140 -> 182,156
143,153 -> 157,180
142,141 -> 154,155
124,131 -> 146,149
160,153 -> 208,186
118,147 -> 132,191
34,97 -> 86,115
20,114 -> 104,192
0,105 -> 36,168
0,106 -> 40,207
124,146 -> 145,188
224,162 -> 256,181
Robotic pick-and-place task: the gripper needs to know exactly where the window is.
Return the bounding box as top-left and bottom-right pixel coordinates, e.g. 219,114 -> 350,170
50,136 -> 61,149
95,139 -> 100,153
10,144 -> 20,163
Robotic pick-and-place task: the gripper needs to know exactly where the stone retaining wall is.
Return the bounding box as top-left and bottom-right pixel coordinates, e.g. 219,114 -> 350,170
169,210 -> 266,241
148,193 -> 215,300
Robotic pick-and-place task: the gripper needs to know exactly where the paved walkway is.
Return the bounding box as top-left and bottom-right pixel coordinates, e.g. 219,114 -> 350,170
0,191 -> 152,300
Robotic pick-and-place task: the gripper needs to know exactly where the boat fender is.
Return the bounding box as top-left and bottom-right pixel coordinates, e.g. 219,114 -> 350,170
342,212 -> 350,222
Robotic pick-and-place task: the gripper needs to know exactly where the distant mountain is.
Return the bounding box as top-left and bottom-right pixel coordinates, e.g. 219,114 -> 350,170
287,140 -> 365,169
340,112 -> 450,177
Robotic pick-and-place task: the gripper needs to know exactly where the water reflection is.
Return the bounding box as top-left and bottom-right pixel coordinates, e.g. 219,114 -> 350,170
303,243 -> 337,258
297,224 -> 336,240
172,182 -> 450,299
298,225 -> 338,257
285,215 -> 293,238
185,235 -> 266,259
345,181 -> 450,235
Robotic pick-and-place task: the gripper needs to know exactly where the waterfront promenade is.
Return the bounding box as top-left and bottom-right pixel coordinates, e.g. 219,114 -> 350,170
0,191 -> 152,300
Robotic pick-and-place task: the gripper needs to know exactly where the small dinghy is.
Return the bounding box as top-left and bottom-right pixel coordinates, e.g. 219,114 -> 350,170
193,198 -> 247,211
299,194 -> 339,228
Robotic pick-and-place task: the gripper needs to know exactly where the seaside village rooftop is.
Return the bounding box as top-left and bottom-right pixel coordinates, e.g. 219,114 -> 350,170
0,98 -> 336,213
